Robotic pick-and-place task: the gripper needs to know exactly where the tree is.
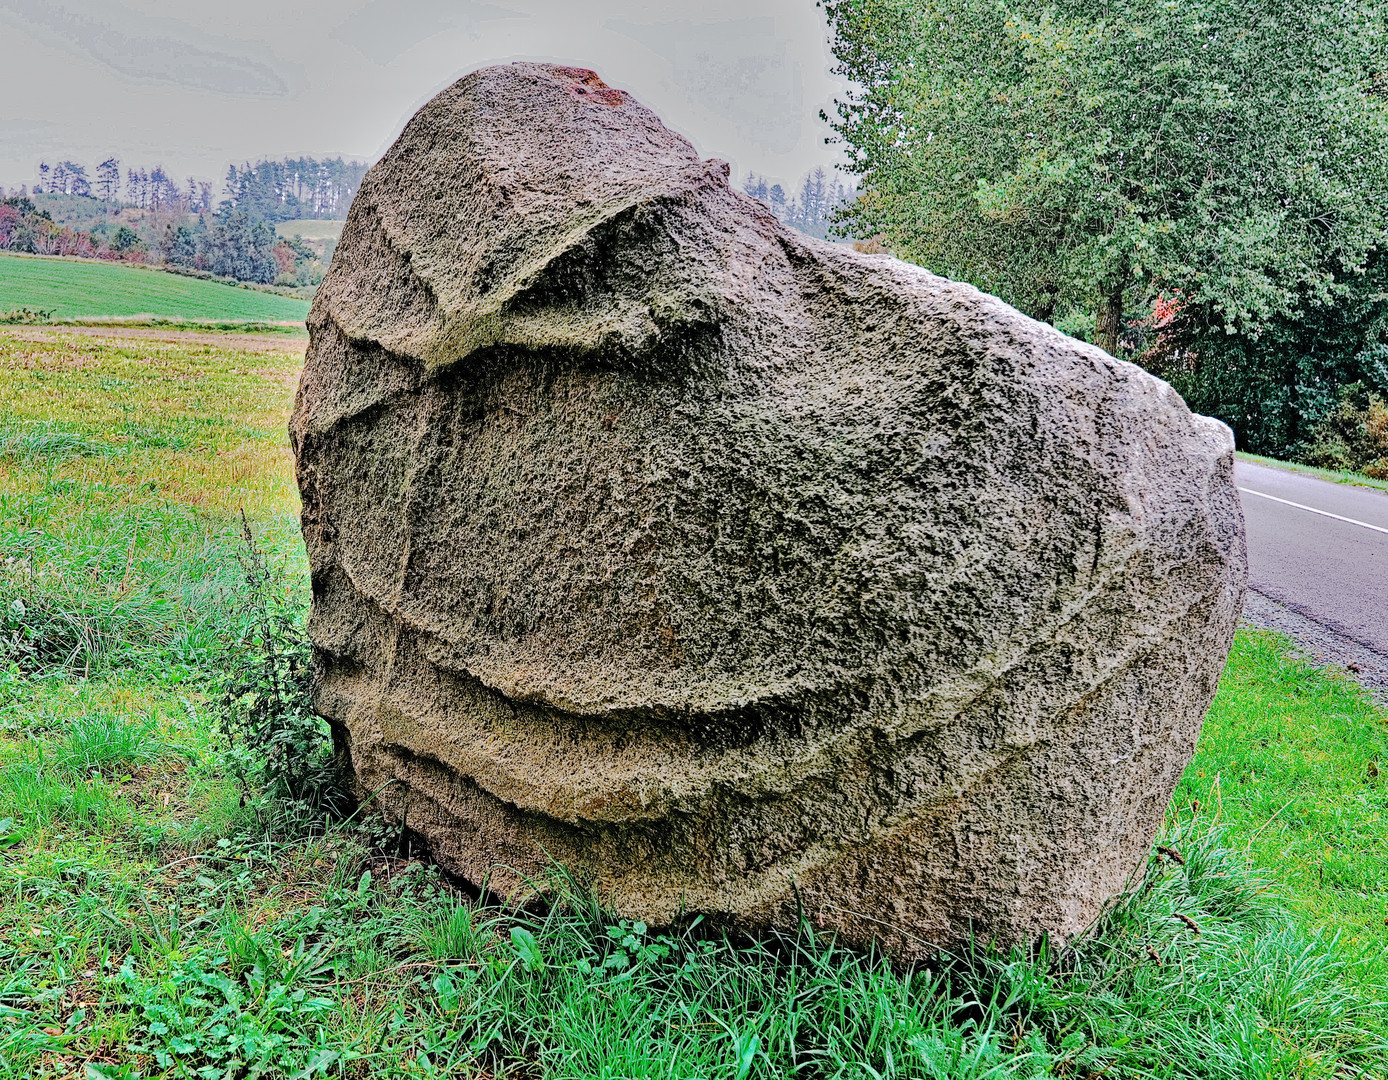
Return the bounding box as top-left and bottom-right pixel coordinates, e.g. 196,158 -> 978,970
59,161 -> 90,198
162,223 -> 197,266
0,204 -> 22,249
823,0 -> 1388,355
1141,254 -> 1388,457
97,158 -> 121,203
768,183 -> 787,220
747,168 -> 856,240
200,209 -> 279,283
110,225 -> 140,253
219,156 -> 367,221
127,168 -> 148,210
148,166 -> 172,212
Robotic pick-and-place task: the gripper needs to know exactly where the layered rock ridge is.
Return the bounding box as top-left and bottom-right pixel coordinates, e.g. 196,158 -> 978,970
291,61 -> 1247,960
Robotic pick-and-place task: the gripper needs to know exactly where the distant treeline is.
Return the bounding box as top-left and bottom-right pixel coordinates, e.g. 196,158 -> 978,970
0,194 -> 323,288
6,154 -> 368,222
23,159 -> 213,214
221,157 -> 369,222
743,167 -> 857,241
0,152 -> 368,288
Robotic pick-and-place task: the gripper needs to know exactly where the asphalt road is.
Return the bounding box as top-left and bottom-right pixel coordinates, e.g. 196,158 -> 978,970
1236,459 -> 1388,658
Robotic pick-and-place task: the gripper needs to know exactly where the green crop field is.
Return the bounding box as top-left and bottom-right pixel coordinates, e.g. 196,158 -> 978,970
0,327 -> 1385,1078
0,253 -> 310,326
276,219 -> 345,241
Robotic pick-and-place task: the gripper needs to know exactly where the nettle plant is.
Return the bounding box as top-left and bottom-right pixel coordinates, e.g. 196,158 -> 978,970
216,514 -> 347,815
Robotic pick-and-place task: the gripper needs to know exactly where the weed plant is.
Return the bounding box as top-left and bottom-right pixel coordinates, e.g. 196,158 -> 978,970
0,307 -> 54,325
216,514 -> 349,817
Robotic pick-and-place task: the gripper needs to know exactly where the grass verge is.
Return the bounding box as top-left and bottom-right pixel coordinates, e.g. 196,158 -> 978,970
1237,451 -> 1388,494
1176,630 -> 1388,985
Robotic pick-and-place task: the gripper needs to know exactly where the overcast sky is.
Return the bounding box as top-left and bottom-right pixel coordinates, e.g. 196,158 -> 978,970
0,0 -> 851,199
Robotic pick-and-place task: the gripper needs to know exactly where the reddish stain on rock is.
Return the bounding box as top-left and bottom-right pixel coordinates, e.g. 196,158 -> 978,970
553,65 -> 625,106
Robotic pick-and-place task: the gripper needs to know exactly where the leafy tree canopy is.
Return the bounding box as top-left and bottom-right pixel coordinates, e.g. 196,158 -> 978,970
824,0 -> 1388,354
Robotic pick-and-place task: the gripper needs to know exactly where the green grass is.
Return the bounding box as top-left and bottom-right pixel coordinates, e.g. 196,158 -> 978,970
275,220 -> 345,241
0,327 -> 302,520
0,253 -> 310,326
1237,450 -> 1388,493
1176,631 -> 1388,979
0,328 -> 1385,1078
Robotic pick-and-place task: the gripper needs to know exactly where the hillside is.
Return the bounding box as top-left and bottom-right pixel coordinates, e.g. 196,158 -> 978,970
276,218 -> 344,264
275,218 -> 345,241
29,191 -> 119,232
0,252 -> 309,326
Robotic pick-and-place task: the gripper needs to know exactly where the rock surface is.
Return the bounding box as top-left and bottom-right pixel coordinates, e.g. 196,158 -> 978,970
291,62 -> 1247,959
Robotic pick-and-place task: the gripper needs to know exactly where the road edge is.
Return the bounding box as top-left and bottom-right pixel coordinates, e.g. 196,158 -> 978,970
1242,589 -> 1388,709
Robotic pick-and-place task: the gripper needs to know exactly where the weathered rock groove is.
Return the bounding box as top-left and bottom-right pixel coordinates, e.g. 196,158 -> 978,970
291,62 -> 1247,960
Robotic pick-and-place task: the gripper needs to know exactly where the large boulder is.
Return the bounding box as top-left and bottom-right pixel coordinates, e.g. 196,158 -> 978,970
291,62 -> 1246,959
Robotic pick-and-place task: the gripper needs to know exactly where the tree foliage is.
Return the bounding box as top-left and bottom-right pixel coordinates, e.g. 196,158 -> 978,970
200,210 -> 280,284
823,0 -> 1388,363
1151,253 -> 1388,455
1298,379 -> 1388,476
221,157 -> 368,222
0,197 -> 95,258
6,151 -> 336,286
96,157 -> 121,203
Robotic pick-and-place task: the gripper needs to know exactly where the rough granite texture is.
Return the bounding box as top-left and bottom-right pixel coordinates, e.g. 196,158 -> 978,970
291,62 -> 1248,959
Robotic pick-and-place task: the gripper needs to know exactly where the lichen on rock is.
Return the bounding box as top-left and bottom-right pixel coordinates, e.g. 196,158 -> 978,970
291,61 -> 1247,960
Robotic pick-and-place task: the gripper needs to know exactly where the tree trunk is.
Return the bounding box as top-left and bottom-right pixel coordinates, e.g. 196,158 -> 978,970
1094,282 -> 1125,356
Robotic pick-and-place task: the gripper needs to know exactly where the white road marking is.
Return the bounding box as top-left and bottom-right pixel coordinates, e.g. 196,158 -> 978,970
1237,487 -> 1388,536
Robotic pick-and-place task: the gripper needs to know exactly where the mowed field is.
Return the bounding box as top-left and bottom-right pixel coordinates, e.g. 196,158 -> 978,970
0,327 -> 1385,1078
0,253 -> 310,326
276,219 -> 345,241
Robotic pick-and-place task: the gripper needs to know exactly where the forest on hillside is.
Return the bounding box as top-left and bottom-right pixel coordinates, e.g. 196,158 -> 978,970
9,155 -> 366,221
1,153 -> 850,292
0,155 -> 367,288
219,158 -> 369,222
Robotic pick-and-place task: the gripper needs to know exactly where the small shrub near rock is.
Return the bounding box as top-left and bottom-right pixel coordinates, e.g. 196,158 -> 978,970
215,514 -> 349,818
